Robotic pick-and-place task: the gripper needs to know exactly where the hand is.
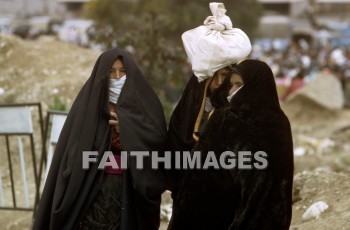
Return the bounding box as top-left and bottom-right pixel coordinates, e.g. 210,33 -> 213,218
108,112 -> 119,132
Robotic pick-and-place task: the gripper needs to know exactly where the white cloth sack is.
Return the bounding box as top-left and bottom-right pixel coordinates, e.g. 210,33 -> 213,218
182,2 -> 252,82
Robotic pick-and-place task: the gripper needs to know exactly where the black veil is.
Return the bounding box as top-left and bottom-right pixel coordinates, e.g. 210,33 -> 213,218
33,48 -> 167,230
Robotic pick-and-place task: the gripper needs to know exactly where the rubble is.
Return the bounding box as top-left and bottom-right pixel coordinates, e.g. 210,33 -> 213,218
291,168 -> 350,229
302,201 -> 329,221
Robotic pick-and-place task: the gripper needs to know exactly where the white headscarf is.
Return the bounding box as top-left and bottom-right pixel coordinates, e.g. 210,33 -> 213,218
109,76 -> 126,104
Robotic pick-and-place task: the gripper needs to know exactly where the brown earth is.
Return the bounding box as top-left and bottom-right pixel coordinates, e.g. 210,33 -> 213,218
1,34 -> 350,229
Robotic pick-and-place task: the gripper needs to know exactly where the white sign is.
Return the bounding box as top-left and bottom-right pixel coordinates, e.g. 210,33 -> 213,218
50,114 -> 67,144
0,107 -> 33,134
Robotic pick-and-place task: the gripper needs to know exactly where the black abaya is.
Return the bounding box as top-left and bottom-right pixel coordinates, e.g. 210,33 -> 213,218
168,59 -> 294,230
33,48 -> 167,230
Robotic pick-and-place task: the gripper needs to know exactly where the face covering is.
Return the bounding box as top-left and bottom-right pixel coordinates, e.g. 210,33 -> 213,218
227,86 -> 243,102
109,76 -> 126,104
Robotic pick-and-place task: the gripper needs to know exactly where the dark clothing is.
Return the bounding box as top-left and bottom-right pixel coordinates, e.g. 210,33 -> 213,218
33,48 -> 167,230
79,173 -> 123,230
165,74 -> 208,194
79,128 -> 123,230
167,73 -> 230,153
168,60 -> 294,230
167,74 -> 208,152
166,73 -> 231,195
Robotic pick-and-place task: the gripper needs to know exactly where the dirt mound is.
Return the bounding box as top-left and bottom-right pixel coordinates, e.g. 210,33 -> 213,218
282,97 -> 350,137
0,34 -> 100,109
281,72 -> 347,140
276,88 -> 350,229
286,72 -> 344,110
291,168 -> 350,230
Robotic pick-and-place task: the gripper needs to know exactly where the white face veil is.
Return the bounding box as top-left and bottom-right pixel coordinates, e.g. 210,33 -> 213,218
227,85 -> 243,102
109,75 -> 126,104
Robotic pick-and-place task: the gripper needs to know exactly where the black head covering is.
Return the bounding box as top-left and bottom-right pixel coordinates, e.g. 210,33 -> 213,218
227,59 -> 285,129
33,48 -> 167,230
227,59 -> 294,175
169,59 -> 294,230
227,59 -> 294,229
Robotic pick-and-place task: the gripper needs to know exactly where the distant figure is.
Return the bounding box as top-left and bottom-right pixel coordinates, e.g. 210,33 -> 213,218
282,69 -> 306,101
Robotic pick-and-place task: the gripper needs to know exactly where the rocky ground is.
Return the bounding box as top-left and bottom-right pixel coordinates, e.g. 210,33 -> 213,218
1,34 -> 350,229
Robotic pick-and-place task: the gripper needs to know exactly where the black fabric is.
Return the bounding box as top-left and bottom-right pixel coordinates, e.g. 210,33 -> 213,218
166,73 -> 232,195
166,70 -> 232,154
166,74 -> 207,152
168,59 -> 294,230
79,173 -> 123,230
165,74 -> 207,194
210,74 -> 231,109
33,48 -> 167,230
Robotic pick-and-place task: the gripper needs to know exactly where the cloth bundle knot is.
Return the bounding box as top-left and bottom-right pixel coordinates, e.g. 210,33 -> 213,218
182,2 -> 252,82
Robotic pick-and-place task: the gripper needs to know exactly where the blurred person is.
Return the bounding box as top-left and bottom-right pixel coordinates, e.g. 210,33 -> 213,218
33,48 -> 167,230
301,52 -> 311,70
166,2 -> 251,197
282,69 -> 306,101
168,59 -> 294,230
330,48 -> 347,67
274,69 -> 290,100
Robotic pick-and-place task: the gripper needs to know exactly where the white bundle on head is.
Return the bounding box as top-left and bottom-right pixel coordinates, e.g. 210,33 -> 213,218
182,2 -> 252,82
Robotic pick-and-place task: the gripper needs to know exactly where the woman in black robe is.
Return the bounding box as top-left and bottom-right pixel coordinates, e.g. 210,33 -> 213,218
168,59 -> 294,230
33,48 -> 167,230
166,67 -> 231,195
